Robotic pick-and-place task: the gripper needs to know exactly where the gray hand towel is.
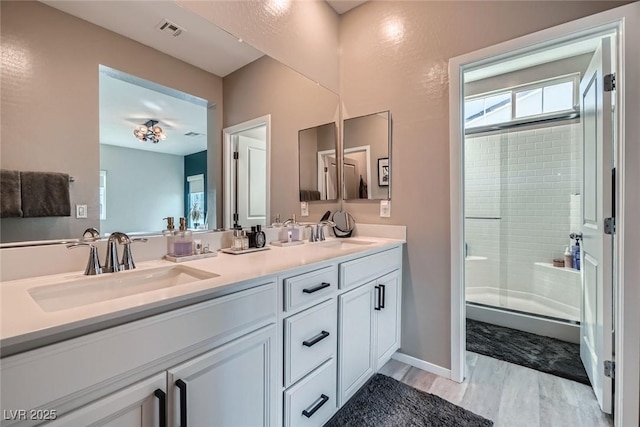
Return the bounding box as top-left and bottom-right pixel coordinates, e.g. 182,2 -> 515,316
20,171 -> 71,217
0,169 -> 23,217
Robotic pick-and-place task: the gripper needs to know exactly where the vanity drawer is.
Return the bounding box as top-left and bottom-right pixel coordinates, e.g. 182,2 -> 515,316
339,246 -> 401,289
284,299 -> 337,387
284,359 -> 336,427
284,265 -> 337,312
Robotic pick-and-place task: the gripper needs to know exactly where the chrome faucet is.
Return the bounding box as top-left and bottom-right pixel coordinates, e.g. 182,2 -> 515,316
283,214 -> 298,226
301,220 -> 336,242
67,242 -> 102,275
104,232 -> 147,273
82,227 -> 101,241
316,220 -> 336,241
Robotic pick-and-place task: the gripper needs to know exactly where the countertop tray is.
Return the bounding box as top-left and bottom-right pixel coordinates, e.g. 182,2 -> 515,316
270,240 -> 304,247
220,247 -> 271,255
164,252 -> 218,262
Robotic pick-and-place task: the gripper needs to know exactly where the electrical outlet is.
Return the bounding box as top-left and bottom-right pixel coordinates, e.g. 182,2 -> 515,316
76,204 -> 88,218
301,202 -> 309,217
380,200 -> 391,218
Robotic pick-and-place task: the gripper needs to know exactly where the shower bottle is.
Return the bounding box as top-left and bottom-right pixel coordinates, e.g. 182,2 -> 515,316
572,239 -> 581,271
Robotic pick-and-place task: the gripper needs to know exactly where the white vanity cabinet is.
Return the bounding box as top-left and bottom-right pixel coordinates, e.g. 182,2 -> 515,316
1,282 -> 278,427
167,325 -> 277,427
44,374 -> 167,427
1,240 -> 404,427
337,248 -> 402,406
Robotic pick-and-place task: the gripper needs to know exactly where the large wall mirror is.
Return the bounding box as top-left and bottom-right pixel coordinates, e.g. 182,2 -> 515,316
0,1 -> 339,244
342,111 -> 391,200
298,122 -> 338,201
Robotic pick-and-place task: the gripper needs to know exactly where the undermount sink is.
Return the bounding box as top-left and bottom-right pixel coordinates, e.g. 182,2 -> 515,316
28,265 -> 219,312
316,239 -> 375,250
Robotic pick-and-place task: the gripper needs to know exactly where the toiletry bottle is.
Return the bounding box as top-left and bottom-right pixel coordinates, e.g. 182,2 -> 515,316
163,217 -> 176,256
232,229 -> 242,250
572,238 -> 581,271
241,230 -> 249,250
255,225 -> 266,248
249,226 -> 257,248
564,246 -> 573,269
173,217 -> 193,257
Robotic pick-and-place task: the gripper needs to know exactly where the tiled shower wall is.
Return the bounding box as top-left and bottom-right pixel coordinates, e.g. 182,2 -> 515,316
465,121 -> 582,297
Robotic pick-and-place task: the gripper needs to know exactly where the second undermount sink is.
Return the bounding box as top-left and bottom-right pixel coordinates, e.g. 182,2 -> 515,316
28,265 -> 219,312
316,239 -> 375,250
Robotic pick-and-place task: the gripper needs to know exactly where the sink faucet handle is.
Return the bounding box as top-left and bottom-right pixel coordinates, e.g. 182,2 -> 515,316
67,242 -> 102,275
121,238 -> 148,271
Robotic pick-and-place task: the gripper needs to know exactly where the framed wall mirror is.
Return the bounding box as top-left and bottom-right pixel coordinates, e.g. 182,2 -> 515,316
298,122 -> 338,202
342,111 -> 391,200
0,1 -> 339,244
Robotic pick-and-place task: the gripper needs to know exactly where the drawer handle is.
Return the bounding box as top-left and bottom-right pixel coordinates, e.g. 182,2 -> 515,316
302,394 -> 329,418
374,285 -> 381,310
154,389 -> 167,427
380,284 -> 386,309
302,282 -> 331,294
303,330 -> 330,347
176,379 -> 187,427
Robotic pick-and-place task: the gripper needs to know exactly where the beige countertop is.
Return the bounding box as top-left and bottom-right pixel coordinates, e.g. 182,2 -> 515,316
0,236 -> 404,356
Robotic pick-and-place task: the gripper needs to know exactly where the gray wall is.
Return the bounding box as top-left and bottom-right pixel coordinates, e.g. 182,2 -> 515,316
0,1 -> 223,242
339,1 -> 629,369
99,145 -> 184,235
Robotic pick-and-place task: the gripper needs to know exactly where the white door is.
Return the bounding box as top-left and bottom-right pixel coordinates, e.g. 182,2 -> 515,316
579,37 -> 614,414
343,161 -> 358,199
47,373 -> 166,427
338,282 -> 375,406
236,133 -> 267,228
168,326 -> 277,427
375,270 -> 401,368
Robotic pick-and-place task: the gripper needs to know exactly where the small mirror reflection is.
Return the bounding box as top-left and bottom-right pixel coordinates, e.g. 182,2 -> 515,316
342,111 -> 391,200
298,122 -> 338,201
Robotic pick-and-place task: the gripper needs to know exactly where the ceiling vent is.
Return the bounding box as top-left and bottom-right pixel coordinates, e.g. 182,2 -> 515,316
184,132 -> 205,137
156,19 -> 185,37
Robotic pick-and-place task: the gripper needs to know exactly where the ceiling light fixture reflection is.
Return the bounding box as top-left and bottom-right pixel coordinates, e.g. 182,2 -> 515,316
133,119 -> 167,143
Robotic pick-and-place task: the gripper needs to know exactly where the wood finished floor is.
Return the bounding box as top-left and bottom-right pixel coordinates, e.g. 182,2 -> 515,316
379,352 -> 613,427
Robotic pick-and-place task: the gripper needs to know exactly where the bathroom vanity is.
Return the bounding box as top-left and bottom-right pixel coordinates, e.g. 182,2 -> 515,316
0,235 -> 404,427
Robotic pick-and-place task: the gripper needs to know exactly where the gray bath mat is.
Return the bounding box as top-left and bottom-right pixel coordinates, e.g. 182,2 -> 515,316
466,319 -> 590,385
324,374 -> 493,427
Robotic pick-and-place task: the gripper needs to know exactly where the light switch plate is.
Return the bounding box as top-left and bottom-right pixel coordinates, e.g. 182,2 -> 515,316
300,202 -> 309,217
76,204 -> 88,218
380,200 -> 391,217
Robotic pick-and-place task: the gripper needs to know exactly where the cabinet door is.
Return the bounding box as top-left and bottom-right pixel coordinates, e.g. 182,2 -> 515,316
45,373 -> 166,427
375,270 -> 401,368
167,325 -> 276,427
337,282 -> 375,406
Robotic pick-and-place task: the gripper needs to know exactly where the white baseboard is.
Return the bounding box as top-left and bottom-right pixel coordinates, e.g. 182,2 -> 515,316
392,352 -> 451,379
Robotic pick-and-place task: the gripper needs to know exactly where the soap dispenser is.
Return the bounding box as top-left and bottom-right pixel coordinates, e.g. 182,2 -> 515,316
163,217 -> 176,256
173,217 -> 193,257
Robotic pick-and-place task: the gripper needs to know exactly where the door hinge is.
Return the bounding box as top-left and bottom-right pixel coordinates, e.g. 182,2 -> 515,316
604,73 -> 616,92
604,217 -> 615,235
233,151 -> 239,160
604,360 -> 615,379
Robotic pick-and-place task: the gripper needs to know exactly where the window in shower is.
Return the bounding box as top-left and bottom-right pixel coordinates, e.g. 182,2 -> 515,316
463,71 -> 583,323
465,74 -> 578,130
